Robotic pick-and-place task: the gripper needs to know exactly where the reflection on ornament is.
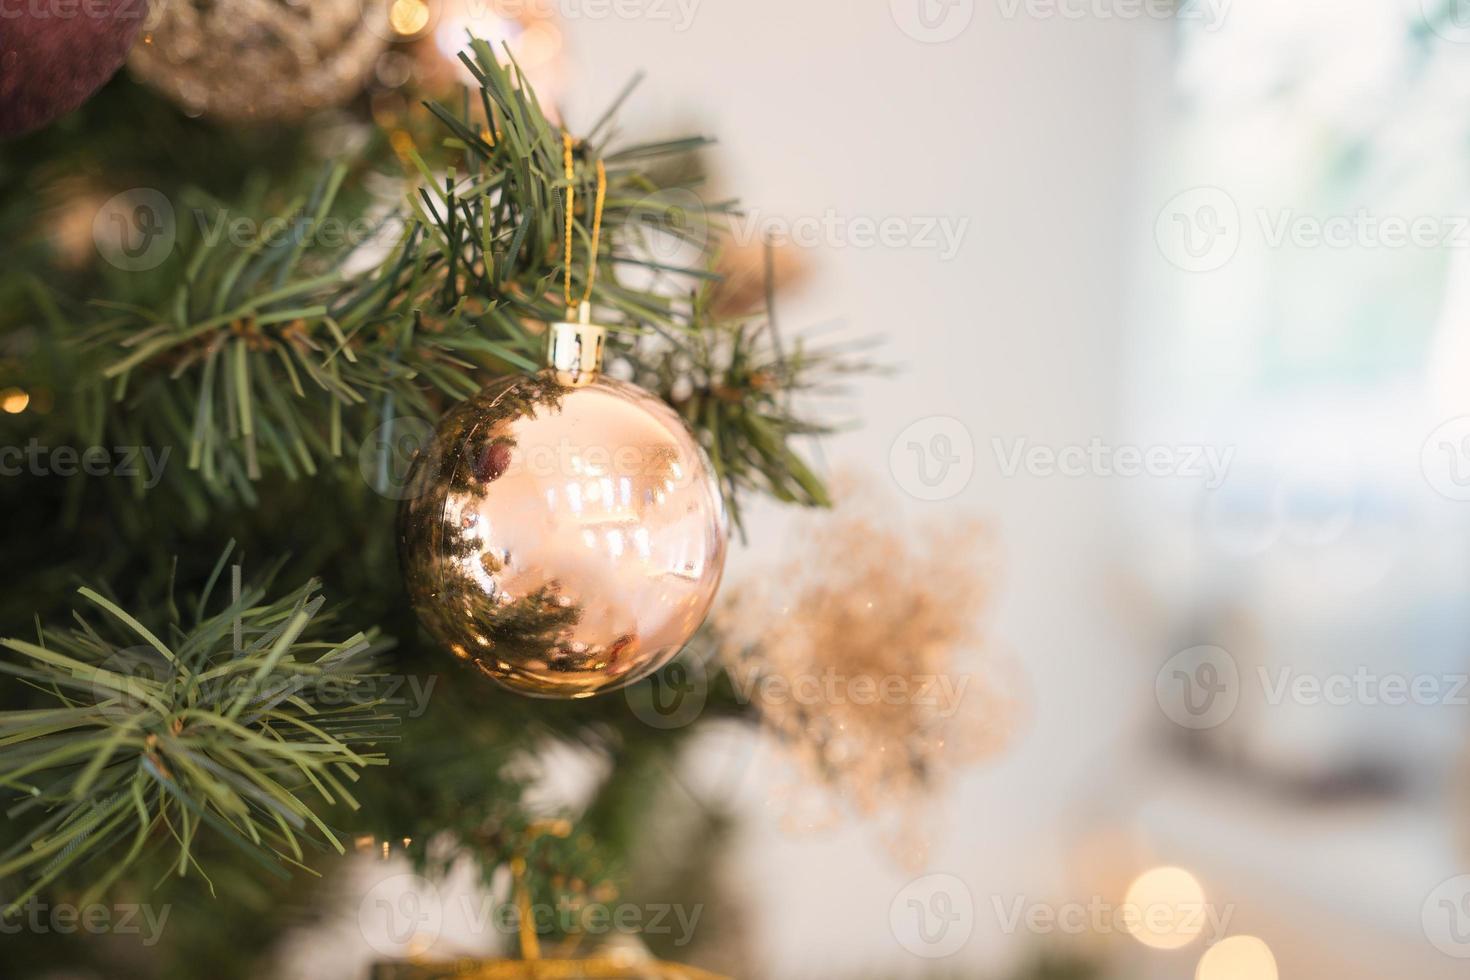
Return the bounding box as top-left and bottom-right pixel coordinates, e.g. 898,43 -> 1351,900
400,320 -> 727,699
129,0 -> 392,121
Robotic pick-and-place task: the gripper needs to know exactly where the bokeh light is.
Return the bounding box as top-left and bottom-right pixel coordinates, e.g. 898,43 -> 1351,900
389,0 -> 432,37
1196,936 -> 1279,980
432,0 -> 563,99
1,388 -> 29,414
1123,866 -> 1208,950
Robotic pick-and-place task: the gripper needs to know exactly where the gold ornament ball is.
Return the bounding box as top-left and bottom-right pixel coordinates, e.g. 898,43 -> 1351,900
129,0 -> 391,121
399,364 -> 728,699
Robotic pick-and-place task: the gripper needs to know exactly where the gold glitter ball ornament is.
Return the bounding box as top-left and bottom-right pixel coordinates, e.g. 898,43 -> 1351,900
129,0 -> 391,121
399,315 -> 728,699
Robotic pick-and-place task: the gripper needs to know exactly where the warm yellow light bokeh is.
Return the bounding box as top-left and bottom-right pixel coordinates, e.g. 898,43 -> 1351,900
389,0 -> 432,37
1123,866 -> 1208,950
1196,936 -> 1279,980
0,388 -> 29,414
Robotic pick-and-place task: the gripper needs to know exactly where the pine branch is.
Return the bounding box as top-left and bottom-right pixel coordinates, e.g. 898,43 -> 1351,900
642,288 -> 879,531
0,38 -> 879,951
0,544 -> 395,914
22,39 -> 855,521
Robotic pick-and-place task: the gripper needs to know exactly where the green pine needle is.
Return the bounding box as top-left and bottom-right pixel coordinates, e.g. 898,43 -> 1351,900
31,39 -> 857,523
0,549 -> 395,914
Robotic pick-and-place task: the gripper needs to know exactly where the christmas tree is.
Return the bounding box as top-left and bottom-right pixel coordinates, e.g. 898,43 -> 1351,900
0,7 -> 862,976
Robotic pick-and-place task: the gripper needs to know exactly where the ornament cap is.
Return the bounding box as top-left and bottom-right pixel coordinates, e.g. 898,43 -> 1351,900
547,304 -> 606,387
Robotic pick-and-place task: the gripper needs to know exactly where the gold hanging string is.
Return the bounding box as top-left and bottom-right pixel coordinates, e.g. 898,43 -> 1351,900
515,819 -> 569,962
562,131 -> 607,313
389,815 -> 732,978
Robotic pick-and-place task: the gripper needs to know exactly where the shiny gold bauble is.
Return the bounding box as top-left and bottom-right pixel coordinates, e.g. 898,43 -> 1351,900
129,0 -> 390,121
399,370 -> 728,698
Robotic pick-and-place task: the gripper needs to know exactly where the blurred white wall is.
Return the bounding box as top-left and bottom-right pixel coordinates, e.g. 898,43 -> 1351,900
561,5 -> 1173,976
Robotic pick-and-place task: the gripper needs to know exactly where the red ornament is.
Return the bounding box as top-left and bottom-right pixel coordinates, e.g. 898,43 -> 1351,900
0,0 -> 148,138
473,439 -> 514,484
